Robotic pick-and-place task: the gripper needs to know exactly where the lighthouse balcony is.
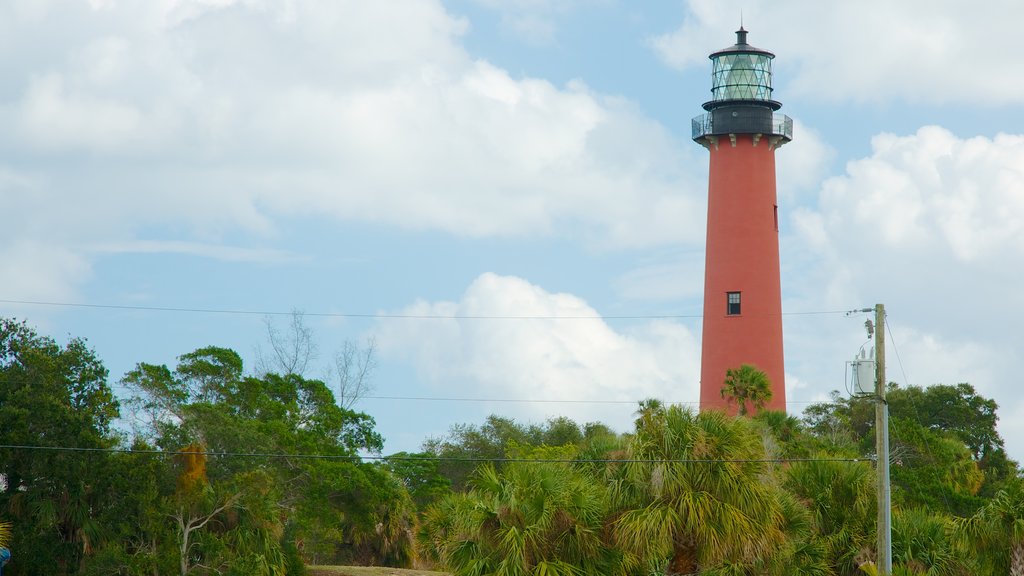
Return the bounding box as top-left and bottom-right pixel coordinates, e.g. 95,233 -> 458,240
691,109 -> 793,143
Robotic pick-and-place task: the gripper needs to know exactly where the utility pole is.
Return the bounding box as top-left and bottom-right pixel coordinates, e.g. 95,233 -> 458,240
875,303 -> 891,575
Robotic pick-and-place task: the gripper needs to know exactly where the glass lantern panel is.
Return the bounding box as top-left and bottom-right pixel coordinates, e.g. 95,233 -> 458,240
711,53 -> 773,101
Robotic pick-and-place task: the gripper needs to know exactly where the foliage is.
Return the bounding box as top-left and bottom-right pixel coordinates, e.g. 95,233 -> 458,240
953,480 -> 1024,575
784,459 -> 876,575
801,383 -> 1016,516
611,404 -> 787,574
421,460 -> 620,576
0,317 -> 413,574
119,346 -> 403,572
385,453 -> 452,511
886,417 -> 984,515
6,316 -> 1024,576
889,508 -> 974,575
720,364 -> 773,415
423,414 -> 610,491
885,383 -> 1015,497
0,318 -> 120,575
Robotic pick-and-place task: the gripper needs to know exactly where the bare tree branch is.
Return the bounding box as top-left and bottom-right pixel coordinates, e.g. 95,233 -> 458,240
329,337 -> 377,410
253,310 -> 377,409
172,493 -> 239,576
254,309 -> 318,377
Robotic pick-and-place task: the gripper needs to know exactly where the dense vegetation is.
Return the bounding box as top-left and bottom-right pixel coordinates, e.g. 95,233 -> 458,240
1,317 -> 1021,575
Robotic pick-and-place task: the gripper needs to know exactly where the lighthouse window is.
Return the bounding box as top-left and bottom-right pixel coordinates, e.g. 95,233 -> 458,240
727,292 -> 741,315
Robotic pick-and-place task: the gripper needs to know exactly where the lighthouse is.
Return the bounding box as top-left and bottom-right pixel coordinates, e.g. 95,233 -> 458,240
692,28 -> 791,414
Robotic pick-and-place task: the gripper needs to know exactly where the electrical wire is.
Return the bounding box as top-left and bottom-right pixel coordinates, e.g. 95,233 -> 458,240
0,298 -> 850,320
359,395 -> 822,406
0,443 -> 868,465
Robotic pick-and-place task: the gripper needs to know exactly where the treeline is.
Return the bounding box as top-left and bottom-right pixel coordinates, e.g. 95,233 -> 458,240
1,317 -> 1022,575
0,319 -> 410,575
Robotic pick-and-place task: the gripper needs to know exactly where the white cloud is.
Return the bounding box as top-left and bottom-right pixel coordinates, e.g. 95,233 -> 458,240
0,241 -> 92,303
0,0 -> 707,303
20,73 -> 147,151
373,273 -> 700,431
777,119 -> 834,202
785,126 -> 1024,452
813,126 -> 1024,266
653,0 -> 1024,104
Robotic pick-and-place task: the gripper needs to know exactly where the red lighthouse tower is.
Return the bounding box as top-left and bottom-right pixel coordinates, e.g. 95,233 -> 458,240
693,28 -> 791,414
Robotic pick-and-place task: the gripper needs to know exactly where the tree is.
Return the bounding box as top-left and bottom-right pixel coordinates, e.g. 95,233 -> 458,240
888,508 -> 973,575
423,414 -> 614,493
121,345 -> 396,571
884,383 -> 1015,496
721,364 -> 773,415
886,383 -> 1001,462
783,459 -> 876,575
611,404 -> 787,574
859,508 -> 977,576
384,452 -> 452,511
255,310 -> 318,378
255,310 -> 377,409
0,318 -> 119,575
330,338 -> 377,410
421,459 -> 620,576
886,417 -> 984,515
801,383 -> 1013,515
954,481 -> 1024,575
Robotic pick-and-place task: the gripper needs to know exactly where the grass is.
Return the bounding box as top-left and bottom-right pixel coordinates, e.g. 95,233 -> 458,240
307,567 -> 448,576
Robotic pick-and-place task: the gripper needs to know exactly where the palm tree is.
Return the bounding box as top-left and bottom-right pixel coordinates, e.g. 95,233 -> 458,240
611,404 -> 787,574
953,481 -> 1024,575
421,459 -> 620,576
784,459 -> 876,575
887,508 -> 973,575
721,364 -> 773,415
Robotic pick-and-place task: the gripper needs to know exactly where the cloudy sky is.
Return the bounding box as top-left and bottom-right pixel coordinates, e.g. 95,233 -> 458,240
3,0 -> 1023,462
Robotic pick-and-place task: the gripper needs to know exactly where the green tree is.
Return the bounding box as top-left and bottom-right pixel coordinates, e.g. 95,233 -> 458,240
421,459 -> 619,576
802,383 -> 1013,516
884,383 -> 1015,496
611,404 -> 787,574
385,452 -> 452,511
890,508 -> 973,575
887,418 -> 984,515
721,364 -> 773,415
783,459 -> 875,575
424,414 -> 600,491
121,345 -> 399,572
0,318 -> 119,575
953,481 -> 1024,575
81,443 -> 179,576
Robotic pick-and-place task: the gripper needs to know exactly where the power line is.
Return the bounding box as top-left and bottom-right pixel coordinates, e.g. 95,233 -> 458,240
0,298 -> 850,320
361,394 -> 823,406
0,443 -> 867,465
0,299 -> 691,319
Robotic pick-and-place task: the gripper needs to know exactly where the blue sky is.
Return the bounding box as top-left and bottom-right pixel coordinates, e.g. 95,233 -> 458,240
3,0 -> 1024,463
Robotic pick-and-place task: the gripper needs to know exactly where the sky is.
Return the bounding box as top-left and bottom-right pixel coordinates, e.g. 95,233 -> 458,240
2,0 -> 1024,464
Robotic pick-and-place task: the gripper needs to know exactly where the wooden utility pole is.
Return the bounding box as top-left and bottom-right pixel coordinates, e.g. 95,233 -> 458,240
875,303 -> 891,575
